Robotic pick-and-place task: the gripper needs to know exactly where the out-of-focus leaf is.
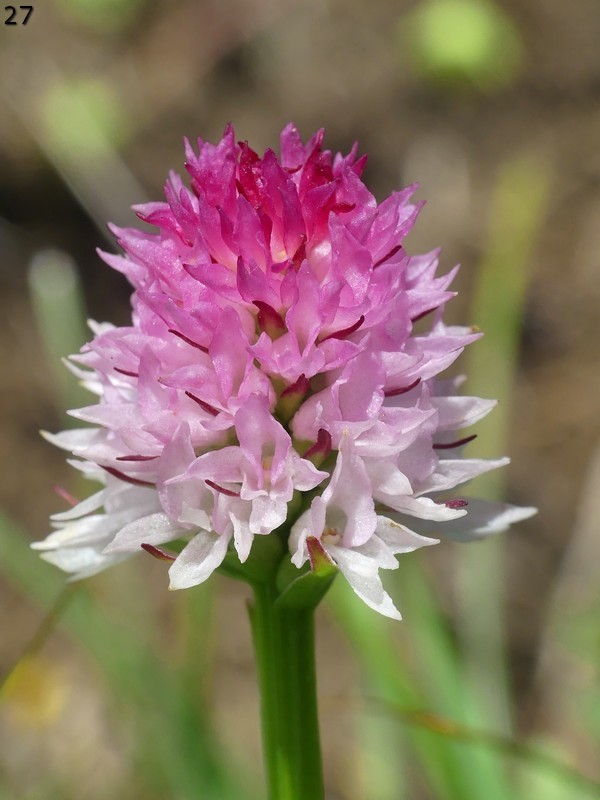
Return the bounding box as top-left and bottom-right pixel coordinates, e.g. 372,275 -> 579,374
401,0 -> 522,90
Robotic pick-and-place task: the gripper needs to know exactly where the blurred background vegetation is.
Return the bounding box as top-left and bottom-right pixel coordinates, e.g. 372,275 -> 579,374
0,1 -> 599,798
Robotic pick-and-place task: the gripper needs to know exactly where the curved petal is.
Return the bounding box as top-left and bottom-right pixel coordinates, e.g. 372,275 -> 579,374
105,512 -> 186,553
327,543 -> 402,620
375,515 -> 439,552
169,530 -> 230,589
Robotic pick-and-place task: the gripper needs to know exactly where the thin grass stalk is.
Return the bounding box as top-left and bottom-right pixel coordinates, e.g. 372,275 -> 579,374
462,152 -> 551,731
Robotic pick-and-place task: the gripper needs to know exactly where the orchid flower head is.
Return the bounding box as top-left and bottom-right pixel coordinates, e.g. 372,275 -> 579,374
34,124 -> 536,618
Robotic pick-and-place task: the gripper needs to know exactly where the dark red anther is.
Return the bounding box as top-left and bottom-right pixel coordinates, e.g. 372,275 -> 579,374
189,178 -> 201,199
205,479 -> 240,498
331,201 -> 356,214
318,315 -> 365,343
291,238 -> 307,271
433,435 -> 478,450
258,208 -> 273,249
102,467 -> 154,487
281,373 -> 310,398
384,377 -> 421,398
185,391 -> 220,416
373,245 -> 402,268
253,301 -> 286,335
114,367 -> 139,378
237,142 -> 263,208
302,140 -> 334,188
141,543 -> 177,562
445,499 -> 468,509
411,306 -> 439,323
52,485 -> 79,507
168,329 -> 209,353
116,454 -> 158,462
303,428 -> 332,460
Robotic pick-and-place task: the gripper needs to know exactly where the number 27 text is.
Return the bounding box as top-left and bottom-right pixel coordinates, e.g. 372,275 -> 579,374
5,5 -> 33,25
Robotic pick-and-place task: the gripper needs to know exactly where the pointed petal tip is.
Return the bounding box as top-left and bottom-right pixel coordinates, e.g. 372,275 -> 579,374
30,541 -> 50,551
513,505 -> 538,522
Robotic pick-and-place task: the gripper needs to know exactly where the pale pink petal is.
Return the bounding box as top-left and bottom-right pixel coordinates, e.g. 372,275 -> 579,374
105,512 -> 187,553
327,542 -> 402,620
399,498 -> 537,541
168,531 -> 230,589
41,548 -> 128,581
375,516 -> 439,552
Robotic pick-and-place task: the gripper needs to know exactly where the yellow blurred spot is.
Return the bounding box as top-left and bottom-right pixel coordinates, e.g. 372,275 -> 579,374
1,656 -> 68,728
414,710 -> 461,735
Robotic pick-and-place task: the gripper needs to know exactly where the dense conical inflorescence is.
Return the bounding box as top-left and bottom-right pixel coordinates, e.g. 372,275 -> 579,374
34,124 -> 535,617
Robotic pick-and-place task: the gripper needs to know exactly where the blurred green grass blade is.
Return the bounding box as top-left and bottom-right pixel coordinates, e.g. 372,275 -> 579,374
396,555 -> 513,800
458,151 -> 552,734
0,515 -> 247,800
329,571 -> 483,800
27,248 -> 91,415
328,581 -> 452,800
526,444 -> 600,794
176,580 -> 216,708
377,705 -> 600,798
516,738 -> 595,800
442,151 -> 551,798
2,67 -> 145,236
466,152 -> 552,492
356,700 -> 407,800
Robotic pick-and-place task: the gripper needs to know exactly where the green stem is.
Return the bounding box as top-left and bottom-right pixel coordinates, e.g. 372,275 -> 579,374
249,578 -> 324,800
